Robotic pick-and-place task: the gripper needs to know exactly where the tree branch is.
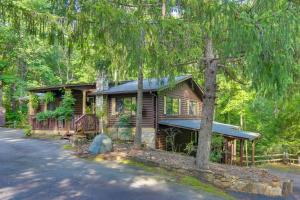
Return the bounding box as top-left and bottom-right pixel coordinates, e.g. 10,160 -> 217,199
218,64 -> 247,85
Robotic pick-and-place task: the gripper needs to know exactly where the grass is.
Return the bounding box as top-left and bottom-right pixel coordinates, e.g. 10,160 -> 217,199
63,144 -> 76,150
261,163 -> 300,173
179,176 -> 235,200
89,156 -> 235,200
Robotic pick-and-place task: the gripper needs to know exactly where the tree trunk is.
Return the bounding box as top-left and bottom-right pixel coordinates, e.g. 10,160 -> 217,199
162,0 -> 166,18
196,37 -> 218,170
134,29 -> 144,148
0,80 -> 3,107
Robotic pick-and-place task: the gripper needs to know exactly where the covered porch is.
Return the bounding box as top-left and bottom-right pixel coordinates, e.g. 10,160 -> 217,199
157,119 -> 260,166
28,83 -> 99,136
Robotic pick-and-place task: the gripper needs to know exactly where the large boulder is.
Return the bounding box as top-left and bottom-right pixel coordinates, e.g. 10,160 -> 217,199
89,134 -> 112,154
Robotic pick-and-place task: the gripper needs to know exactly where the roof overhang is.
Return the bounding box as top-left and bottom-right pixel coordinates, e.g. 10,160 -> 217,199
159,119 -> 260,141
28,83 -> 96,93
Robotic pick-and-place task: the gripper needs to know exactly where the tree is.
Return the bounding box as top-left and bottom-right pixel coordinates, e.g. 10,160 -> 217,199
179,0 -> 300,169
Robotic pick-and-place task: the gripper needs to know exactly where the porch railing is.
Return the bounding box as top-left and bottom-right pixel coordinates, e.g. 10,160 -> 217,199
29,114 -> 98,133
74,114 -> 99,134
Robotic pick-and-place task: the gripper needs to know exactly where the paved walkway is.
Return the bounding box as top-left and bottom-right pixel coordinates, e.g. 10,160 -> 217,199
0,128 -> 222,200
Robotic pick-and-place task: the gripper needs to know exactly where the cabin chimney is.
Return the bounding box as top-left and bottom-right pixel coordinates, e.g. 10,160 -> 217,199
95,70 -> 108,133
96,71 -> 108,92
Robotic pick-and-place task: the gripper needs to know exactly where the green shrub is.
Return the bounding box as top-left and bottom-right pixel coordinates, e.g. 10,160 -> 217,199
24,125 -> 32,137
44,92 -> 55,104
35,89 -> 75,122
36,111 -> 56,122
30,94 -> 40,110
184,140 -> 196,156
118,114 -> 130,127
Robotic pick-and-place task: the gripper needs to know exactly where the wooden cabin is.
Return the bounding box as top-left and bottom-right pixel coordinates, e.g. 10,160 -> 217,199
29,75 -> 260,165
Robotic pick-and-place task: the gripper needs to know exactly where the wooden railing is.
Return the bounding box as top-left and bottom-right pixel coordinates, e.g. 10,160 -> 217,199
74,114 -> 99,134
29,114 -> 99,135
29,115 -> 81,131
243,153 -> 300,165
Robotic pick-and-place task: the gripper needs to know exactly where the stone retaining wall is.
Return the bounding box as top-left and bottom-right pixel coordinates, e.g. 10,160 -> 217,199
130,152 -> 293,197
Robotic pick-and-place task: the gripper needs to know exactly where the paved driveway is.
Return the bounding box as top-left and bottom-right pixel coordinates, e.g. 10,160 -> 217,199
0,128 -> 222,200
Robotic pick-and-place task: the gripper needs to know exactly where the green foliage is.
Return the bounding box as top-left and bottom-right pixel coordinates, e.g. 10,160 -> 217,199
36,110 -> 55,122
23,125 -> 32,137
118,113 -> 131,127
36,90 -> 75,122
6,110 -> 28,128
210,135 -> 223,163
44,92 -> 55,104
184,140 -> 196,156
0,0 -> 299,159
30,94 -> 39,110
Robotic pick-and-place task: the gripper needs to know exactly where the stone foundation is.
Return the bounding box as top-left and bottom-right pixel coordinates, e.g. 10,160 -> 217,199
106,127 -> 155,148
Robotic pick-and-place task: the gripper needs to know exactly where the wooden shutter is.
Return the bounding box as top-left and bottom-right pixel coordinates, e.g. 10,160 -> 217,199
111,98 -> 116,115
163,96 -> 167,114
131,97 -> 136,115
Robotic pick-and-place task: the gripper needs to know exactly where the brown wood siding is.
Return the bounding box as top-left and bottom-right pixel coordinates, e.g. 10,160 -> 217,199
107,93 -> 155,128
72,90 -> 83,115
158,81 -> 203,121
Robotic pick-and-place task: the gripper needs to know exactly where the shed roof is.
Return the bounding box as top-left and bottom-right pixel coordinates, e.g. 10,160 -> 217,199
95,75 -> 197,95
159,119 -> 260,141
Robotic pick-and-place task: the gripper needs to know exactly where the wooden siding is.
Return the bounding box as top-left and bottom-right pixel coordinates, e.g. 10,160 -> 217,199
107,93 -> 155,128
158,81 -> 202,121
72,90 -> 83,115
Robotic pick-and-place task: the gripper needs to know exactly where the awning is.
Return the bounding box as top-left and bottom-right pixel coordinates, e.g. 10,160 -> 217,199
159,119 -> 260,141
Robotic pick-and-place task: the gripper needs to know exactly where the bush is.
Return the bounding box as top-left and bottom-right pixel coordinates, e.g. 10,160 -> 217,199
36,111 -> 55,122
24,125 -> 32,137
44,92 -> 55,104
29,94 -> 40,110
35,89 -> 75,122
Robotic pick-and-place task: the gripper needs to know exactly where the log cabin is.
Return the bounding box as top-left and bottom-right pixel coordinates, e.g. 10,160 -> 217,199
28,74 -> 260,165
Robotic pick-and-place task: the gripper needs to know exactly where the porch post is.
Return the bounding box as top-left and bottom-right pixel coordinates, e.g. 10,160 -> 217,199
233,139 -> 236,162
224,137 -> 228,164
245,140 -> 249,166
28,93 -> 34,115
252,140 -> 255,166
82,90 -> 86,114
240,139 -> 244,166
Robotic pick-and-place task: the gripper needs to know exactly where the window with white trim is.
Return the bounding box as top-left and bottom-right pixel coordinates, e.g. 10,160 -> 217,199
164,96 -> 181,115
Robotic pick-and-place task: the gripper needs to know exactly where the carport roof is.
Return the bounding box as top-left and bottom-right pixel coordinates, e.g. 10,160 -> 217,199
159,119 -> 260,141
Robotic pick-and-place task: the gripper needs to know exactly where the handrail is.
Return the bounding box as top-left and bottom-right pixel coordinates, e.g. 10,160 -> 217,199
75,114 -> 87,124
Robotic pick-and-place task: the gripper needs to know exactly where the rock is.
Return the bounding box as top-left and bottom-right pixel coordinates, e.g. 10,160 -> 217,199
89,134 -> 112,154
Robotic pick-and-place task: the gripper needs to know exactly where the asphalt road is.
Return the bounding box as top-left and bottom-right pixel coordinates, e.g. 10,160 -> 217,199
0,128 -> 222,200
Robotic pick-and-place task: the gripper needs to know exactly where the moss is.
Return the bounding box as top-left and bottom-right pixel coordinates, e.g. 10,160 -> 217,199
180,176 -> 235,200
63,144 -> 75,150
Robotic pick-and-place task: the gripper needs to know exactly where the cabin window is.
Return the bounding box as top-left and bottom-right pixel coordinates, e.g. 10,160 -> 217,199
188,100 -> 197,115
164,96 -> 181,115
112,97 -> 136,115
